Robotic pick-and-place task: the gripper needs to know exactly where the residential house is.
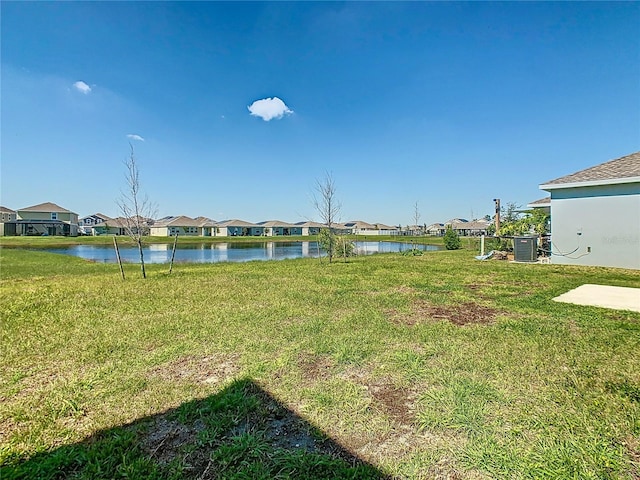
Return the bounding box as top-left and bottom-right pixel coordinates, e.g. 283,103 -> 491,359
79,213 -> 112,235
539,151 -> 640,269
442,218 -> 491,236
342,220 -> 400,236
343,220 -> 379,235
10,202 -> 79,236
425,223 -> 446,236
93,217 -> 128,236
150,216 -> 217,237
526,197 -> 551,214
93,216 -> 153,236
0,206 -> 16,223
0,206 -> 17,236
453,220 -> 491,236
215,219 -> 263,236
294,221 -> 323,236
375,223 -> 399,236
256,220 -> 301,236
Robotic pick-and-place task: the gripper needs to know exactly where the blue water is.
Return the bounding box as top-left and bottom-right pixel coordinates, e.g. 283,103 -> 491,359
43,241 -> 440,264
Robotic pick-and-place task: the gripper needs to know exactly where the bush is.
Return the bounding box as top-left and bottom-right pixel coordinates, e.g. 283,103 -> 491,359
318,229 -> 355,262
443,226 -> 461,250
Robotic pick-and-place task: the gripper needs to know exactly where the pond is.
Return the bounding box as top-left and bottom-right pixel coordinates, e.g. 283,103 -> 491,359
43,241 -> 441,264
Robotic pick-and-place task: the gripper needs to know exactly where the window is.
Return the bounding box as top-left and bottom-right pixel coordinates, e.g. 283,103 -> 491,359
51,212 -> 58,220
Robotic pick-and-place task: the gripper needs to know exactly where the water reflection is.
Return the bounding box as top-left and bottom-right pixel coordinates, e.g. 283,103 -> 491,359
43,241 -> 440,264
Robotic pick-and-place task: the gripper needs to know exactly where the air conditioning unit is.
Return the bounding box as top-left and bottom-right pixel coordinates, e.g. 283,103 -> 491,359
513,236 -> 537,262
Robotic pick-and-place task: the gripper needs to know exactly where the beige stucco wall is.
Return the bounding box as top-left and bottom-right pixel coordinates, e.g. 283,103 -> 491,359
18,211 -> 78,223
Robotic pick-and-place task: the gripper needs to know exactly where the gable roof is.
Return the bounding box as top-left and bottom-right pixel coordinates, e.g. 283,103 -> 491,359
344,220 -> 377,230
294,221 -> 325,228
527,197 -> 551,208
444,218 -> 468,226
540,151 -> 640,190
18,202 -> 76,214
375,223 -> 396,230
81,213 -> 112,221
96,217 -> 128,228
96,216 -> 152,228
194,216 -> 217,226
0,206 -> 16,214
217,219 -> 258,228
153,215 -> 217,228
154,215 -> 199,227
453,220 -> 491,230
426,223 -> 445,229
256,220 -> 295,228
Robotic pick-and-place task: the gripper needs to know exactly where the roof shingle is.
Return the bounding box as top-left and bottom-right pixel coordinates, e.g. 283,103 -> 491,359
542,151 -> 640,187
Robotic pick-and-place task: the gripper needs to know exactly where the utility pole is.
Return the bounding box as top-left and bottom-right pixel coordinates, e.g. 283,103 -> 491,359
493,198 -> 501,236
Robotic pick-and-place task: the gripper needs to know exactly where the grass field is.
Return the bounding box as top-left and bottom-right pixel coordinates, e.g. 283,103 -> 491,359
1,242 -> 639,478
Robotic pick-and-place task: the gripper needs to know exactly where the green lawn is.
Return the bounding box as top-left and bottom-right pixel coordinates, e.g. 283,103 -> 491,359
1,245 -> 639,478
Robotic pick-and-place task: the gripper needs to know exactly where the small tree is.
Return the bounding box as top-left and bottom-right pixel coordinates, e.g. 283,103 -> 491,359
318,229 -> 355,262
413,201 -> 421,235
443,225 -> 461,250
313,172 -> 341,263
117,144 -> 156,278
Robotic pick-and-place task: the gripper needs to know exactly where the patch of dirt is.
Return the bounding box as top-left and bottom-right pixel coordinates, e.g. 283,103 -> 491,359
368,383 -> 414,426
427,302 -> 500,326
149,353 -> 240,385
425,457 -> 465,479
388,300 -> 500,327
624,435 -> 640,475
298,353 -> 335,382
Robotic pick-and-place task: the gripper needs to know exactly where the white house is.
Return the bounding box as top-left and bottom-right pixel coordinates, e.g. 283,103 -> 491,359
256,220 -> 300,236
540,151 -> 640,269
150,216 -> 217,237
294,221 -> 323,236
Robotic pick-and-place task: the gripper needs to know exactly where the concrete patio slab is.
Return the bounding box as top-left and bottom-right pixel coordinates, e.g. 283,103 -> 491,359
553,284 -> 640,313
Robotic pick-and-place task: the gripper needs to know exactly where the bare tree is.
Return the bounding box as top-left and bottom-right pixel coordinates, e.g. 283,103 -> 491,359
117,144 -> 156,278
312,172 -> 341,263
413,201 -> 421,235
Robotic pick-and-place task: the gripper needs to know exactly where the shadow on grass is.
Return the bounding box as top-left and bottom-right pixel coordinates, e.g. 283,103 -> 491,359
2,378 -> 388,479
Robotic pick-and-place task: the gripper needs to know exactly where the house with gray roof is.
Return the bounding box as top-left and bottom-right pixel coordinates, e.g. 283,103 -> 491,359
526,197 -> 551,214
79,213 -> 112,235
256,220 -> 300,236
539,151 -> 640,269
216,219 -> 263,236
0,206 -> 17,223
294,221 -> 324,236
150,215 -> 217,237
93,216 -> 153,236
0,206 -> 17,236
343,220 -> 377,234
4,202 -> 79,236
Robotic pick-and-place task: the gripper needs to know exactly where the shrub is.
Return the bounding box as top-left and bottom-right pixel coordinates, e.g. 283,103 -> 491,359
318,229 -> 355,262
443,226 -> 461,250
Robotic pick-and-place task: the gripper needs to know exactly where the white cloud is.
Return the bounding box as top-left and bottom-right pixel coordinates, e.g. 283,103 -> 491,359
247,97 -> 293,121
73,81 -> 92,94
127,134 -> 145,142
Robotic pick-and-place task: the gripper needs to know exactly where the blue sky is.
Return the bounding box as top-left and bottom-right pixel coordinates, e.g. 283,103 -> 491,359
2,2 -> 639,226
